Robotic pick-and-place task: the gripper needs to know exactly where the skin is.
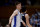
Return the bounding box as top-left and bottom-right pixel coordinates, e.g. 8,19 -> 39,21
9,10 -> 18,25
21,11 -> 32,27
7,3 -> 26,27
25,14 -> 32,27
7,3 -> 32,27
9,3 -> 21,25
21,19 -> 26,26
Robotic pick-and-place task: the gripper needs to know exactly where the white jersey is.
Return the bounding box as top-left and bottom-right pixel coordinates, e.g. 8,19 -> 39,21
11,9 -> 21,27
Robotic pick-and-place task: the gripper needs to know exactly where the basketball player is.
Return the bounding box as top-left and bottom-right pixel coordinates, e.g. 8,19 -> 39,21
7,1 -> 26,27
21,7 -> 32,27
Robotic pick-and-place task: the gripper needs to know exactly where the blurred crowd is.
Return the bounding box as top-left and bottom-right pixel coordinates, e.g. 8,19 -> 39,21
30,9 -> 40,27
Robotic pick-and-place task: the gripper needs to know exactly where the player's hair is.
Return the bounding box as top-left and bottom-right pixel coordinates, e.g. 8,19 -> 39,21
15,1 -> 21,6
21,6 -> 27,12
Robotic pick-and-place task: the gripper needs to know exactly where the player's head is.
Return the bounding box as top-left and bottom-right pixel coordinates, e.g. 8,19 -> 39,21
21,6 -> 27,13
15,1 -> 21,9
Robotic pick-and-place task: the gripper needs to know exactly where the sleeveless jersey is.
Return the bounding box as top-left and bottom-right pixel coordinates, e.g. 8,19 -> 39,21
11,9 -> 21,27
21,13 -> 26,27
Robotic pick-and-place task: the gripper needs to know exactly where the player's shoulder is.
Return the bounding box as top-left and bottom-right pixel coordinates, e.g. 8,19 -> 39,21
13,9 -> 18,14
25,14 -> 29,18
14,10 -> 18,13
14,9 -> 18,12
25,14 -> 29,16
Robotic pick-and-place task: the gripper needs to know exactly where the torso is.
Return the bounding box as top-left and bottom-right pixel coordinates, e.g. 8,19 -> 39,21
21,13 -> 26,23
21,13 -> 26,27
11,9 -> 21,27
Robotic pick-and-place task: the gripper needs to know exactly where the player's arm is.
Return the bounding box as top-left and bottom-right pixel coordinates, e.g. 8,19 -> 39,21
9,10 -> 18,25
21,19 -> 26,26
25,14 -> 32,27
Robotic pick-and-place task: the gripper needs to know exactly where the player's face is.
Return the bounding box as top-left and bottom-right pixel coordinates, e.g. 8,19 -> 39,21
17,3 -> 21,9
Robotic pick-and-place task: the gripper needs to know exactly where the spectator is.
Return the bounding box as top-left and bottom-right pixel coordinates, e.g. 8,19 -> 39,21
30,9 -> 40,27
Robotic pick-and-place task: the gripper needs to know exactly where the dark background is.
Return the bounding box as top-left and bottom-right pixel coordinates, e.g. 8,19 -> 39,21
0,0 -> 40,27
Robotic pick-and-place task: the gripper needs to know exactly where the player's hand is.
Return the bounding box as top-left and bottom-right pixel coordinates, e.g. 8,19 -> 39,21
30,26 -> 32,27
24,24 -> 26,26
6,24 -> 10,27
28,25 -> 32,27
